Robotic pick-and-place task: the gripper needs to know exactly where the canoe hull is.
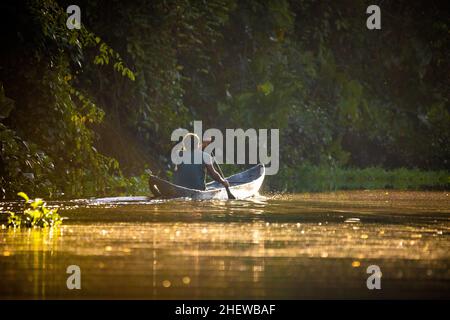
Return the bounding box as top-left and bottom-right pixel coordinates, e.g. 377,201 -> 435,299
148,164 -> 265,200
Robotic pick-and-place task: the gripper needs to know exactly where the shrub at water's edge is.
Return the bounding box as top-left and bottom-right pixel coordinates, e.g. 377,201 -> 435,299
2,192 -> 64,228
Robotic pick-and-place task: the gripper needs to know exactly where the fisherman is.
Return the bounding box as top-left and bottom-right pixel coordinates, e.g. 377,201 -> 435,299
173,133 -> 230,191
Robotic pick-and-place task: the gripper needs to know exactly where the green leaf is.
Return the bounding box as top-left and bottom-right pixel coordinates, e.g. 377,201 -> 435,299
30,198 -> 43,209
17,192 -> 29,202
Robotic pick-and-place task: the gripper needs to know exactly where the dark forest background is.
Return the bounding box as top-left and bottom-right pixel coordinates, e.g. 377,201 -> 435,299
0,0 -> 448,198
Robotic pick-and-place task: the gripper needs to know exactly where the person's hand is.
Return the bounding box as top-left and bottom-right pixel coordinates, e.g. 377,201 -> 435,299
222,180 -> 230,188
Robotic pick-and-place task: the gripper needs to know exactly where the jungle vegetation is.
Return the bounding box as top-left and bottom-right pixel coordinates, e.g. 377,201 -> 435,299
0,0 -> 448,198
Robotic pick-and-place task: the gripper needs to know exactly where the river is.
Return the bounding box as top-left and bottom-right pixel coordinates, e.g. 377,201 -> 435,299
0,190 -> 449,299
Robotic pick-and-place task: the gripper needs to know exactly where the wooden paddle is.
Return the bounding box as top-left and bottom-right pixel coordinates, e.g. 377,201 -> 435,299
211,155 -> 236,200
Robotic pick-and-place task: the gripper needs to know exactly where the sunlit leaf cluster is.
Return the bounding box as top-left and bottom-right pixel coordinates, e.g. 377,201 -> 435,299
3,192 -> 64,228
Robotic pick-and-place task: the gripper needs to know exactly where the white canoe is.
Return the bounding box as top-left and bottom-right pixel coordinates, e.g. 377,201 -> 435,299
148,164 -> 265,200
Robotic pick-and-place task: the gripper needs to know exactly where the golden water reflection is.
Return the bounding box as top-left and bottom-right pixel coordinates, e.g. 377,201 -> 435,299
0,191 -> 449,299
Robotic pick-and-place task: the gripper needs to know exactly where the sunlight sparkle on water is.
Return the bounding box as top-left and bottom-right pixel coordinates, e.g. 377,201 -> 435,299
0,190 -> 448,299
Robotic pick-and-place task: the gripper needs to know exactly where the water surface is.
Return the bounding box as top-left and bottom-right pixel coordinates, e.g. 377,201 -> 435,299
0,191 -> 449,299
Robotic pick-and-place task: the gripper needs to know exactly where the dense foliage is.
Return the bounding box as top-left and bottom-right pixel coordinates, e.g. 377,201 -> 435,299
0,0 -> 448,198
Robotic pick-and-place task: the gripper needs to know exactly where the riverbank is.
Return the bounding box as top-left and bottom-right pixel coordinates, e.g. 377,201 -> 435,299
267,165 -> 449,193
125,165 -> 450,197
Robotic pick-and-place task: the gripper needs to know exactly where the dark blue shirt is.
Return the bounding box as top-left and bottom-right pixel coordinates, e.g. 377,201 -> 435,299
173,150 -> 213,190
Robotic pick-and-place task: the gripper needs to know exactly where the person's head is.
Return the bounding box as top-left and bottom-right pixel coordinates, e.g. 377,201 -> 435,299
182,133 -> 201,152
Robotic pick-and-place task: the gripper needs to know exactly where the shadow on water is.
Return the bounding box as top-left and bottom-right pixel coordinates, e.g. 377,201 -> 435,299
0,190 -> 449,299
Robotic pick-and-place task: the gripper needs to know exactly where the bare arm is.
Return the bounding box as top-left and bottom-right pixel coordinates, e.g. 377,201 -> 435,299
205,163 -> 230,187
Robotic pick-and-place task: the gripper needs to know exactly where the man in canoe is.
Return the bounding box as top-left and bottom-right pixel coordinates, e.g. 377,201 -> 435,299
173,133 -> 230,191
